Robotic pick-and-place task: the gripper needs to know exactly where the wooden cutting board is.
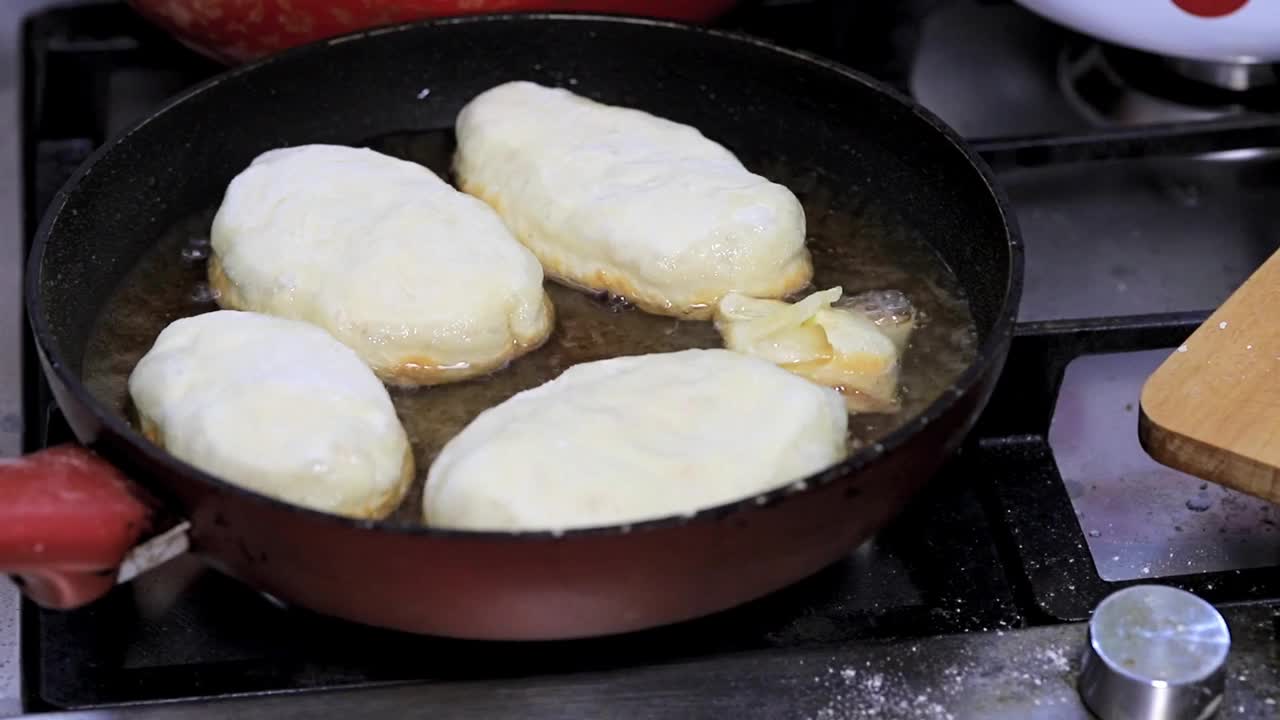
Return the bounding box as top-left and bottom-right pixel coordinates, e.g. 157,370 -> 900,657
1139,249 -> 1280,506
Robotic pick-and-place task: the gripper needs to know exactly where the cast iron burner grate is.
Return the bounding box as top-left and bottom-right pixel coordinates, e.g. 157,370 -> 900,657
1059,39 -> 1280,127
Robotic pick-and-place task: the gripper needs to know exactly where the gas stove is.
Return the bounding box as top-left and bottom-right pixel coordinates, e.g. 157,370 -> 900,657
6,1 -> 1280,718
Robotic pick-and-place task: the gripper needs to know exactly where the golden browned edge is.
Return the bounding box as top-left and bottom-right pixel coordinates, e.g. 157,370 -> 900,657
1138,402 -> 1280,506
761,358 -> 901,414
138,411 -> 414,520
208,252 -> 556,386
139,413 -> 163,446
457,177 -> 815,320
840,389 -> 900,414
207,252 -> 247,310
370,444 -> 416,519
377,292 -> 556,387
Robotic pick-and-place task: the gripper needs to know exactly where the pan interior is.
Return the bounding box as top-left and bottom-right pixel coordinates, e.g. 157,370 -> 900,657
81,128 -> 977,525
37,18 -> 1009,528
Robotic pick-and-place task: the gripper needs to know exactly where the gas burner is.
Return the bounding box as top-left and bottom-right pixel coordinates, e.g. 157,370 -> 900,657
1060,40 -> 1279,126
1166,55 -> 1278,92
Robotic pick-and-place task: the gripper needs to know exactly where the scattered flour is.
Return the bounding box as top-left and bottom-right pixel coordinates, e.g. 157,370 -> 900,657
807,637 -> 1080,719
1043,647 -> 1070,673
810,666 -> 955,720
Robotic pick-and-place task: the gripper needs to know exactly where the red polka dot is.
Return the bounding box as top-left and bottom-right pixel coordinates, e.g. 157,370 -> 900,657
1172,0 -> 1249,17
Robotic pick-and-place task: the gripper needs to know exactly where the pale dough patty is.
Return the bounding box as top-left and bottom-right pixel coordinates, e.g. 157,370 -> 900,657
453,81 -> 813,320
423,349 -> 849,532
128,310 -> 413,519
209,144 -> 554,386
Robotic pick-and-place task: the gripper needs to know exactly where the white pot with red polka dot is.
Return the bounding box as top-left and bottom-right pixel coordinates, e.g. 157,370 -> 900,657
1015,0 -> 1279,64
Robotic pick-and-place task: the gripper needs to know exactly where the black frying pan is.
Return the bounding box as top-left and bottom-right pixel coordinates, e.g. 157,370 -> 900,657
4,14 -> 1021,640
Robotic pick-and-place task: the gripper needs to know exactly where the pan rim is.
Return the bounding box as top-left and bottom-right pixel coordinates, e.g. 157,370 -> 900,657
25,11 -> 1024,541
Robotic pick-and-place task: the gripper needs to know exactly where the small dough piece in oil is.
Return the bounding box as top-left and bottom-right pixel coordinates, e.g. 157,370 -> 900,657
714,287 -> 916,412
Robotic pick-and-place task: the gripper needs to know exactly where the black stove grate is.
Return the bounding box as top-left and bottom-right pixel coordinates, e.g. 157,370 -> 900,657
973,315 -> 1280,622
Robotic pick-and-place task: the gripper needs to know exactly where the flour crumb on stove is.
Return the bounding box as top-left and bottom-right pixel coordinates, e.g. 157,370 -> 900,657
941,665 -> 966,694
1043,647 -> 1069,673
810,666 -> 954,720
416,87 -> 431,99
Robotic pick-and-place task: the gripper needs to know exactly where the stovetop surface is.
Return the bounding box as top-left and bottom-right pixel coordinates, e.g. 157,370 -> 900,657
14,0 -> 1280,717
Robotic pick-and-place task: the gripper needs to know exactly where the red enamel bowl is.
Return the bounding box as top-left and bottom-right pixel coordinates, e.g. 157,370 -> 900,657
128,0 -> 741,64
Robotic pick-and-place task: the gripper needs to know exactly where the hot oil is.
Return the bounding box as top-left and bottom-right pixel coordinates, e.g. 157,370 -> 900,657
81,129 -> 979,527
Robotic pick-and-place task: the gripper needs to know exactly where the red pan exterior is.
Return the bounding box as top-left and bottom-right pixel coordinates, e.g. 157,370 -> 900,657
25,15 -> 1022,639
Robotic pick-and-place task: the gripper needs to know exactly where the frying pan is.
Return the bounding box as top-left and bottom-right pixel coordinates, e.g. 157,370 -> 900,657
6,14 -> 1022,640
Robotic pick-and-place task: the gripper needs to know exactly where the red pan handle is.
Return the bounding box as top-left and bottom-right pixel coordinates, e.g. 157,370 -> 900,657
0,445 -> 156,609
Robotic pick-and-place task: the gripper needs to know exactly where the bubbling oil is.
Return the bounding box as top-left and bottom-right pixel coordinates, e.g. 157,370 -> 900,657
81,129 -> 979,527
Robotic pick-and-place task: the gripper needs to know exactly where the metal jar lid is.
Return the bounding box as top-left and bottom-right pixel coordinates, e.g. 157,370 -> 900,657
1078,584 -> 1231,720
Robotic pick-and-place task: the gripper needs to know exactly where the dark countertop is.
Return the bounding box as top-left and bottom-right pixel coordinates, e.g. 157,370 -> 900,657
30,603 -> 1280,719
